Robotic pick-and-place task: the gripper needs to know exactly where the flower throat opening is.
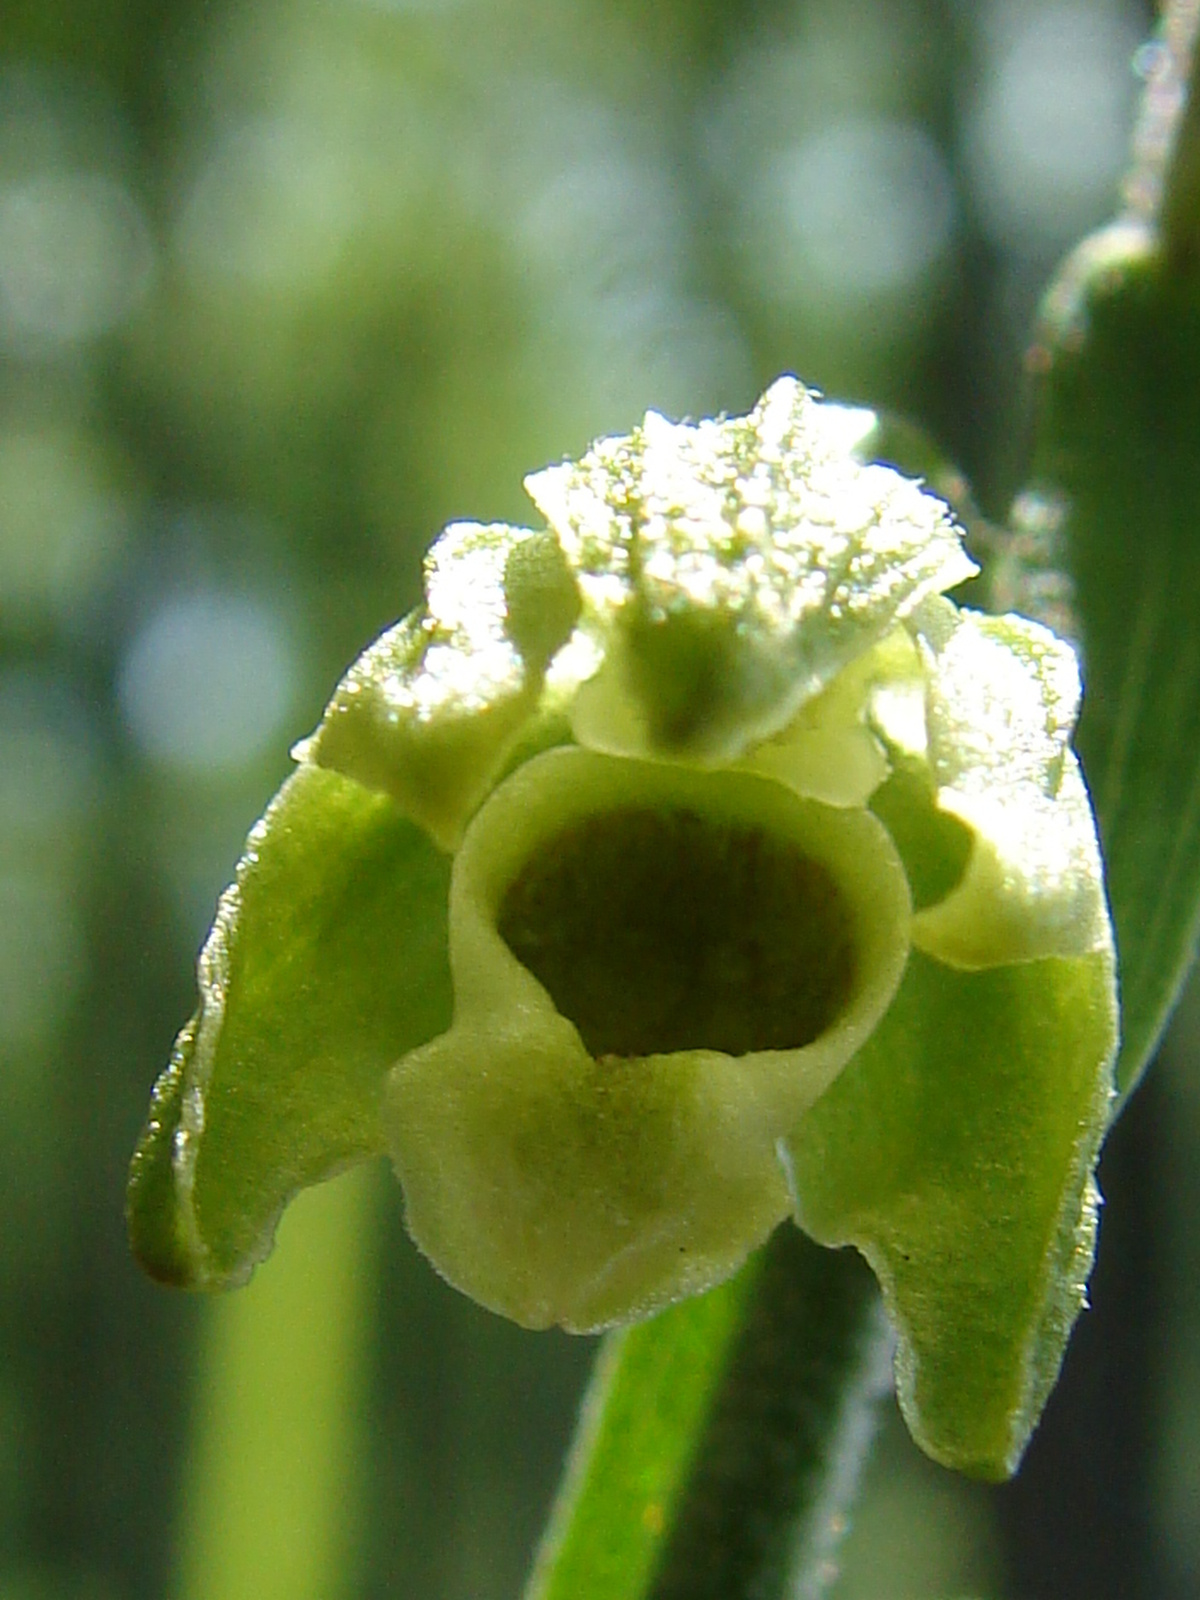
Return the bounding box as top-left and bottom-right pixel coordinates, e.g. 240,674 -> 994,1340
497,806 -> 858,1060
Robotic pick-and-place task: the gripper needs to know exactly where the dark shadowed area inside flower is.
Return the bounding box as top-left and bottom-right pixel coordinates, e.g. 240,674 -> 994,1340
498,804 -> 858,1060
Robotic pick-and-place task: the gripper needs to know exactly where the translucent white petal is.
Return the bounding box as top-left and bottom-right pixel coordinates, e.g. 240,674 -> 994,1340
525,376 -> 976,763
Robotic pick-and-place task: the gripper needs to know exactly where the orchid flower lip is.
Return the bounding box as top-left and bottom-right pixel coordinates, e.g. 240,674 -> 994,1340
384,744 -> 913,1332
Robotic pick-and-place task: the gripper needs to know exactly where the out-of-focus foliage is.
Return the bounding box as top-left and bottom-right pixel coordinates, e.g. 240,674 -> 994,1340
0,1 -> 1180,1598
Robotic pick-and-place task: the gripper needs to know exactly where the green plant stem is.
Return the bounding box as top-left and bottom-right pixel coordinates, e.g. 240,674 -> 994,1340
649,1228 -> 892,1600
527,1225 -> 892,1600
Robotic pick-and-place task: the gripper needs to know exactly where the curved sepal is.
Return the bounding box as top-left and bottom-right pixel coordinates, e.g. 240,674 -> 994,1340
784,947 -> 1116,1479
127,762 -> 452,1288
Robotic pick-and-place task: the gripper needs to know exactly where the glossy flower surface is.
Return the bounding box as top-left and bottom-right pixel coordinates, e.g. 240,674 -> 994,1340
128,378 -> 1117,1477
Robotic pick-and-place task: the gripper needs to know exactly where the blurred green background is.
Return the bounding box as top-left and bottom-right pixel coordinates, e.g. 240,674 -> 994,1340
3,0 -> 1196,1595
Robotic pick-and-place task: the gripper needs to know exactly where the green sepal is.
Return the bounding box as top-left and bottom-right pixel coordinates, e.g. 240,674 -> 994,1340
126,1050 -> 192,1284
784,946 -> 1116,1479
1024,220 -> 1200,1098
127,761 -> 452,1288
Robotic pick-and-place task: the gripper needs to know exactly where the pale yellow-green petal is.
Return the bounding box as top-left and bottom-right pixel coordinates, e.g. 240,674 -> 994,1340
738,626 -> 923,807
907,603 -> 1111,968
303,522 -> 580,849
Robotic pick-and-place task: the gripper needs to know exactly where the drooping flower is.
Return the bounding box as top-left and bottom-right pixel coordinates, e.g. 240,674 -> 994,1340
128,378 -> 1116,1478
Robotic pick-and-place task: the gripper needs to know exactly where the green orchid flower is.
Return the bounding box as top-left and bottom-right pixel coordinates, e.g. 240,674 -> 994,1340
127,377 -> 1117,1479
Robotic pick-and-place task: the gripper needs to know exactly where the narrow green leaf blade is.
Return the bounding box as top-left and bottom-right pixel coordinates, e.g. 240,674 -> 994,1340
127,761 -> 452,1287
1026,225 -> 1200,1098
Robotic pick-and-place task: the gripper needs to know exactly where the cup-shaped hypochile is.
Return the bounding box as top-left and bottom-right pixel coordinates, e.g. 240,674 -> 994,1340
386,747 -> 912,1332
